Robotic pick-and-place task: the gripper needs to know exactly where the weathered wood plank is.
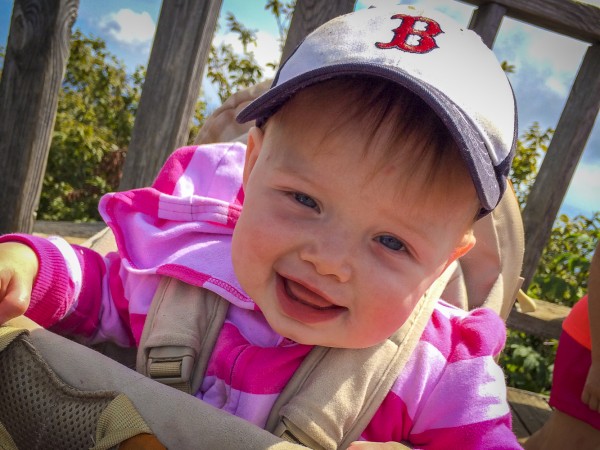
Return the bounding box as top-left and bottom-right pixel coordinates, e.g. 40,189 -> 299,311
468,3 -> 507,48
521,43 -> 600,286
507,299 -> 571,340
118,0 -> 222,191
459,0 -> 600,43
507,387 -> 552,436
0,0 -> 79,234
33,220 -> 105,238
280,0 -> 356,63
509,402 -> 530,441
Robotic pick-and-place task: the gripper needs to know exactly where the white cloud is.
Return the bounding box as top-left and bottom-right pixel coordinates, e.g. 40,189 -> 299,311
564,162 -> 600,214
544,75 -> 568,97
212,29 -> 281,79
497,18 -> 587,98
99,9 -> 156,46
526,27 -> 584,74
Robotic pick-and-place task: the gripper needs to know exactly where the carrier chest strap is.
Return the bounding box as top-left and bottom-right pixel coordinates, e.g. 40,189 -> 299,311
137,264 -> 452,449
136,277 -> 229,395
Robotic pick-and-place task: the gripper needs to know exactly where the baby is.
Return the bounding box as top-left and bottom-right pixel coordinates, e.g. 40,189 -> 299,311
0,6 -> 520,448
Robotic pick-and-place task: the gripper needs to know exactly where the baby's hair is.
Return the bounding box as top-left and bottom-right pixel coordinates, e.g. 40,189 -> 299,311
266,75 -> 480,221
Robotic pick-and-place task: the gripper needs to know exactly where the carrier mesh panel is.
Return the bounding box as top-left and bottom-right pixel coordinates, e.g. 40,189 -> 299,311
0,334 -> 118,449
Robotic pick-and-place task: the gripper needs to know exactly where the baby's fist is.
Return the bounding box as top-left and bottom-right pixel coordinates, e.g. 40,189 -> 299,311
0,242 -> 39,324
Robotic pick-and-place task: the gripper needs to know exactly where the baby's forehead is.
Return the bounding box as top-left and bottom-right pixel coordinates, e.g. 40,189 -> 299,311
267,78 -> 459,165
263,88 -> 480,222
267,77 -> 436,142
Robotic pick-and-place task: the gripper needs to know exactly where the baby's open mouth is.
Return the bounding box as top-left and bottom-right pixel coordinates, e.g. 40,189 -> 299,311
283,277 -> 342,311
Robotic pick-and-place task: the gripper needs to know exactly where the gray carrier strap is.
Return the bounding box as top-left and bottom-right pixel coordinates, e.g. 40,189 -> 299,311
137,277 -> 229,395
3,316 -> 304,450
267,266 -> 452,450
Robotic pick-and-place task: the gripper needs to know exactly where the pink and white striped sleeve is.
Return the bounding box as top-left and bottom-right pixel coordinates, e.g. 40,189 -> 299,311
0,233 -> 134,345
361,303 -> 520,449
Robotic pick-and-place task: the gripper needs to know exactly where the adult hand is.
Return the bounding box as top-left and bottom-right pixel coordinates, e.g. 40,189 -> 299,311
0,242 -> 39,324
584,243 -> 600,412
582,361 -> 600,412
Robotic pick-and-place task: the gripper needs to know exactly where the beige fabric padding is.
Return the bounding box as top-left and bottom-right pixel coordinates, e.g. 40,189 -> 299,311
0,422 -> 18,450
441,184 -> 525,320
92,394 -> 154,450
137,278 -> 229,395
3,317 -> 304,450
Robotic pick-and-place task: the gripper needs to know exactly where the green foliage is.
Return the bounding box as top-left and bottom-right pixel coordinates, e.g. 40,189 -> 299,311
207,13 -> 265,103
38,30 -> 143,221
500,330 -> 556,394
187,99 -> 209,146
509,123 -> 599,307
205,2 -> 294,102
265,0 -> 295,48
40,2 -> 294,220
529,213 -> 599,306
500,60 -> 516,74
500,211 -> 598,393
509,122 -> 553,206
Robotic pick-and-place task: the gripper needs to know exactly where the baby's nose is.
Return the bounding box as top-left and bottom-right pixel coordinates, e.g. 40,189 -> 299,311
299,233 -> 353,283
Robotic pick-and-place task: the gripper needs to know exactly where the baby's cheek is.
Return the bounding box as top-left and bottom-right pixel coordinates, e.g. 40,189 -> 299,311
368,295 -> 417,339
231,217 -> 272,283
231,224 -> 255,277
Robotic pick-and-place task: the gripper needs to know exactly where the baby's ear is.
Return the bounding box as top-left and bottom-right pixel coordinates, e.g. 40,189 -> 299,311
243,126 -> 264,187
447,230 -> 476,265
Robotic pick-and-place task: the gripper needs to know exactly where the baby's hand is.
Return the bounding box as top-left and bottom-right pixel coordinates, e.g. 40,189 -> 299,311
582,361 -> 600,413
0,242 -> 39,324
348,441 -> 411,450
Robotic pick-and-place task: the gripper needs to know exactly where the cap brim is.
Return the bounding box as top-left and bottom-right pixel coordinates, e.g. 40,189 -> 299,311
236,63 -> 502,213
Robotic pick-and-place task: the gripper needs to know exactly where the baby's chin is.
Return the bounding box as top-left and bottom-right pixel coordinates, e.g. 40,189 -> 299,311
273,323 -> 396,349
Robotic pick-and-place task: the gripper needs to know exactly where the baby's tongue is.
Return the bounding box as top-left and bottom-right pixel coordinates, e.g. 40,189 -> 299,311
286,279 -> 335,309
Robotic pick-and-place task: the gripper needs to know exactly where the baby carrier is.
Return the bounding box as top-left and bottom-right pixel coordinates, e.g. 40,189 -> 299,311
0,83 -> 531,450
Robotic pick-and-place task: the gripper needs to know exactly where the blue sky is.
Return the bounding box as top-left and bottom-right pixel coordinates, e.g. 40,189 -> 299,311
0,0 -> 598,217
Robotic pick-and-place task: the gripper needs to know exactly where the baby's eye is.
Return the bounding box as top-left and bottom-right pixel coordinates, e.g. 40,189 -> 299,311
293,192 -> 318,209
376,235 -> 406,252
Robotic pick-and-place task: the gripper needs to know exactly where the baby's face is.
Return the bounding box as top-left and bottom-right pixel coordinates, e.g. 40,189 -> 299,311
231,91 -> 477,349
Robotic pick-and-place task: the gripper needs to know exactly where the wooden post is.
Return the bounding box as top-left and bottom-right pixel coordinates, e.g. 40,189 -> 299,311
118,0 -> 222,191
280,0 -> 356,64
0,0 -> 79,234
521,43 -> 600,286
459,0 -> 600,43
468,2 -> 507,48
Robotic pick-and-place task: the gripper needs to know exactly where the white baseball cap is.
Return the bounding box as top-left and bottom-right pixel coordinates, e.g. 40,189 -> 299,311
236,5 -> 518,216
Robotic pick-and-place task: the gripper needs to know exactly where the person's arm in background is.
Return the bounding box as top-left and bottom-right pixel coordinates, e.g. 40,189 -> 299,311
582,241 -> 600,412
